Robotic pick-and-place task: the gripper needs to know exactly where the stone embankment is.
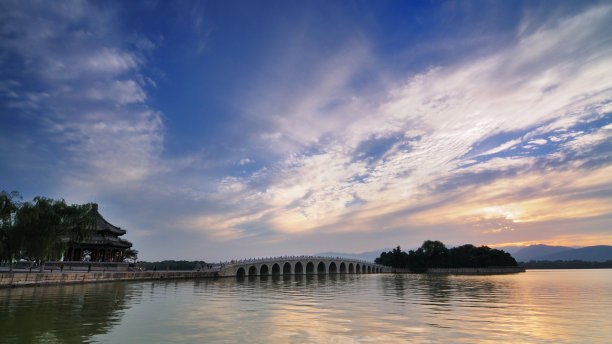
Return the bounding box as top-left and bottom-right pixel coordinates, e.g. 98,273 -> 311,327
390,267 -> 526,274
0,271 -> 218,288
426,267 -> 525,274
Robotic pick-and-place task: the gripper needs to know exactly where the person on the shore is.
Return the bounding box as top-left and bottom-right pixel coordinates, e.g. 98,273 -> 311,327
60,262 -> 65,272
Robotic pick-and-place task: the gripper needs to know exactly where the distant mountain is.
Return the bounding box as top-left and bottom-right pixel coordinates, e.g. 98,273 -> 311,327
491,246 -> 525,255
512,245 -> 574,262
536,245 -> 612,262
315,249 -> 389,262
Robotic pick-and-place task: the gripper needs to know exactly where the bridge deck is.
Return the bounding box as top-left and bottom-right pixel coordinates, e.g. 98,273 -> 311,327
200,256 -> 391,276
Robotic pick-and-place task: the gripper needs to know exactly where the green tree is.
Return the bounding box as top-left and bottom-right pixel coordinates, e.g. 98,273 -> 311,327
375,246 -> 409,268
16,197 -> 98,272
376,240 -> 518,272
0,190 -> 23,272
124,248 -> 138,263
419,240 -> 448,268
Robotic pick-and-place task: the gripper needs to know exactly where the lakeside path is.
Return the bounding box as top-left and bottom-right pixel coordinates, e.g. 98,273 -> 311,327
0,270 -> 219,288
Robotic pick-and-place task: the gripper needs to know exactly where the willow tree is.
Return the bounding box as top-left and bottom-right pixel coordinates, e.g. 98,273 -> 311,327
16,197 -> 98,272
124,248 -> 138,263
0,191 -> 23,272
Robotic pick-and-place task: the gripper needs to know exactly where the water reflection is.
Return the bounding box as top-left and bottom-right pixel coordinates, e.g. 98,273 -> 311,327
0,282 -> 136,343
1,270 -> 611,343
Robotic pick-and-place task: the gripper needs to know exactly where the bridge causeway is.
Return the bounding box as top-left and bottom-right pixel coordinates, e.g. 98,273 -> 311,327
206,256 -> 391,277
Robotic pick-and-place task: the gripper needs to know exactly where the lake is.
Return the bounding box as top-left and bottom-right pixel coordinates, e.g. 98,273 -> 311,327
1,270 -> 611,343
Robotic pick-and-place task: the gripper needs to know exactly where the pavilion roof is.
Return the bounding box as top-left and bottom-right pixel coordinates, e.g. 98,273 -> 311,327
95,209 -> 127,236
80,235 -> 133,248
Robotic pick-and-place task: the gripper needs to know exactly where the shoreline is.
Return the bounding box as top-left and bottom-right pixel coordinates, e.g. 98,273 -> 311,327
1,266 -> 526,288
0,271 -> 219,288
426,267 -> 526,274
391,266 -> 526,274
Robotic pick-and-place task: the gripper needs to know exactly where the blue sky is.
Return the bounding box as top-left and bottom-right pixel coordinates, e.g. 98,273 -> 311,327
1,0 -> 611,261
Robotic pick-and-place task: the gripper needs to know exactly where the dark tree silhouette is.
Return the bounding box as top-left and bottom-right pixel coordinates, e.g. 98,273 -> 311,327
0,191 -> 23,272
376,240 -> 518,272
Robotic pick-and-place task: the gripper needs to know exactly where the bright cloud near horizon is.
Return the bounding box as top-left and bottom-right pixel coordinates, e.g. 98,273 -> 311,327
1,1 -> 611,261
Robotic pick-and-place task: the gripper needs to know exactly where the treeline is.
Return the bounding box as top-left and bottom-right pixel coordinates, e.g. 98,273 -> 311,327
375,240 -> 518,272
520,260 -> 612,269
139,260 -> 207,271
1,190 -> 97,272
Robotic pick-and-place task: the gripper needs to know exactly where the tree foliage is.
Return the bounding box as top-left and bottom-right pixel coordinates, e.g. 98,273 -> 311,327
17,197 -> 98,270
140,260 -> 207,271
0,191 -> 23,271
1,190 -> 99,271
124,248 -> 138,263
375,240 -> 518,272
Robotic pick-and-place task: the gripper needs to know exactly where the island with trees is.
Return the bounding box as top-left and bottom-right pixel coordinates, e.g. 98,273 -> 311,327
375,240 -> 523,273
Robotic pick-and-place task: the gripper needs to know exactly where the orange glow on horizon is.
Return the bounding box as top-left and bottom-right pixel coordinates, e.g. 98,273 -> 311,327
489,234 -> 612,248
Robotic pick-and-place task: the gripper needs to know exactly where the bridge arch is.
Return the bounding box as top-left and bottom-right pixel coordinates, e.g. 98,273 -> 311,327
260,264 -> 269,275
339,262 -> 346,273
295,262 -> 304,274
348,263 -> 354,273
272,263 -> 281,275
306,262 -> 315,274
329,262 -> 337,274
362,265 -> 366,273
317,262 -> 326,274
283,262 -> 292,274
367,266 -> 371,273
355,264 -> 360,273
248,266 -> 257,276
236,267 -> 246,277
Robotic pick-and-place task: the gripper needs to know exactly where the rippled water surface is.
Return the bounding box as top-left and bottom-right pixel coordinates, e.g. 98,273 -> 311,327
1,270 -> 611,343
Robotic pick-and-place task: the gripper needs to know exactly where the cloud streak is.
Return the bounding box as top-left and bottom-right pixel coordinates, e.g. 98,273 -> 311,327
196,3 -> 612,251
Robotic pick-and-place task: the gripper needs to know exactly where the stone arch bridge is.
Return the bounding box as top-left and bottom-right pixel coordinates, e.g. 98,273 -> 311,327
210,256 -> 391,277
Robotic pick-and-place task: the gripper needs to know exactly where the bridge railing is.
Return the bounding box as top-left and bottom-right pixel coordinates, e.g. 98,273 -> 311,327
214,255 -> 386,268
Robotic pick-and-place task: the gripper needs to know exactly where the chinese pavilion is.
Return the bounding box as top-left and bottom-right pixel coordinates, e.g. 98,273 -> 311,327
64,208 -> 133,262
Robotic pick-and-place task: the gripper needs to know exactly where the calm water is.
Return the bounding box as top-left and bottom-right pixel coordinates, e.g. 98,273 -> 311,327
1,270 -> 611,343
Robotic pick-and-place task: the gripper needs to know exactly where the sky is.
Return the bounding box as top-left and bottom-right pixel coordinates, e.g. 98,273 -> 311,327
1,0 -> 611,261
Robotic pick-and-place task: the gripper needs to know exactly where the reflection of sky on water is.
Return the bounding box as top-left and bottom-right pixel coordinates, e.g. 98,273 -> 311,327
2,271 -> 611,343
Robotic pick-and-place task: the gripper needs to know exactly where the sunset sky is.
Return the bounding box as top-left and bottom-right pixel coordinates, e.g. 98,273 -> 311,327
1,1 -> 611,261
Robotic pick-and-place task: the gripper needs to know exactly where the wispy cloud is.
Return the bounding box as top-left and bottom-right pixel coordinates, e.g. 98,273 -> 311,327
0,0 -> 164,189
197,3 -> 612,248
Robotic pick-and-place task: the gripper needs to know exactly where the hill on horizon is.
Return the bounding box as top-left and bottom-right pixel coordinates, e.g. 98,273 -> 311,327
511,244 -> 575,262
534,245 -> 612,262
506,244 -> 612,262
314,249 -> 390,262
